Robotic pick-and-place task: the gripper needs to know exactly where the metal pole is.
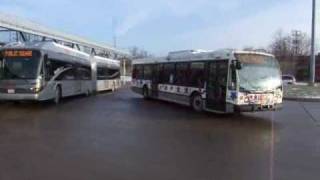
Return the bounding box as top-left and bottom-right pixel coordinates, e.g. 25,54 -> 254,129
123,59 -> 126,76
310,0 -> 316,84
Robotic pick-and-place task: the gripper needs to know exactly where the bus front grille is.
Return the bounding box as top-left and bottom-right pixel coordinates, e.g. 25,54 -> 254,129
0,88 -> 34,94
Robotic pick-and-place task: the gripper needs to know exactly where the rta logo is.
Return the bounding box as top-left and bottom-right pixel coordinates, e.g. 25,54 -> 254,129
230,92 -> 237,100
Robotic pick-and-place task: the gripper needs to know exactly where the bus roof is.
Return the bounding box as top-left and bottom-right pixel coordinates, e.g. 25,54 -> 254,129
1,42 -> 120,65
133,49 -> 274,65
94,55 -> 120,69
1,41 -> 90,60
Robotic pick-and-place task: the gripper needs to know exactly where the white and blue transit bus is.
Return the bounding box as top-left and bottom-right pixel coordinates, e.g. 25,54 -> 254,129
0,42 -> 120,104
131,49 -> 283,113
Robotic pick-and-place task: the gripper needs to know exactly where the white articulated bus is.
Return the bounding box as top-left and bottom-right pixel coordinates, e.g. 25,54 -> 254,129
131,49 -> 283,113
93,56 -> 121,92
0,42 -> 120,104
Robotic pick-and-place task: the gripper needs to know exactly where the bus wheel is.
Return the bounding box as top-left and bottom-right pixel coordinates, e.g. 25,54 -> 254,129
191,94 -> 203,112
143,86 -> 149,99
54,86 -> 62,104
85,90 -> 91,97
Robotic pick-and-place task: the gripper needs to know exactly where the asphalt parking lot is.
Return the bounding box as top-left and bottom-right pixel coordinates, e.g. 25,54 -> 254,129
0,88 -> 319,180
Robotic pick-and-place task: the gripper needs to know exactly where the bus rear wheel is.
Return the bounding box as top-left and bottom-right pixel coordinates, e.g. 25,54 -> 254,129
191,94 -> 203,112
143,86 -> 149,99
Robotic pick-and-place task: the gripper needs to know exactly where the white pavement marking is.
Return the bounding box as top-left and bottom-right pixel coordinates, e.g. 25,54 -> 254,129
269,111 -> 275,180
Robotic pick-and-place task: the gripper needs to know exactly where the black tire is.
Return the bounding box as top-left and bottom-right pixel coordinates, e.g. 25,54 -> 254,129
54,86 -> 62,104
142,86 -> 149,99
191,94 -> 203,112
13,101 -> 21,105
85,89 -> 91,97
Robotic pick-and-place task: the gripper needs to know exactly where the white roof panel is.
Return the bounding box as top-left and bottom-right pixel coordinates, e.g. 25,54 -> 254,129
0,12 -> 129,56
133,49 -> 274,64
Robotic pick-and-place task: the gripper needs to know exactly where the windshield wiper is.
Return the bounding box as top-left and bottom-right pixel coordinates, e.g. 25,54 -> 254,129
239,86 -> 256,93
240,86 -> 279,94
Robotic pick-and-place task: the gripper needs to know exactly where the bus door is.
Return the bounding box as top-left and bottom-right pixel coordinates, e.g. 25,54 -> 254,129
151,64 -> 160,97
206,61 -> 228,112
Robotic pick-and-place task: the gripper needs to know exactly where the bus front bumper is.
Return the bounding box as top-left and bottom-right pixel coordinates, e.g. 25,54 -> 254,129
0,93 -> 40,101
235,103 -> 283,112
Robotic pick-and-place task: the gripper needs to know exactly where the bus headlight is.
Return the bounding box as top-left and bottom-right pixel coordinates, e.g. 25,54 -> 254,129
30,86 -> 42,93
30,80 -> 43,93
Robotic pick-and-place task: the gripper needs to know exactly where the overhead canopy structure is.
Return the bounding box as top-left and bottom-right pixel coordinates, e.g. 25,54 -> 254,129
0,12 -> 129,58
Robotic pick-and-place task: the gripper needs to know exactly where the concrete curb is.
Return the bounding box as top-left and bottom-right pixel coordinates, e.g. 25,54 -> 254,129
284,97 -> 320,102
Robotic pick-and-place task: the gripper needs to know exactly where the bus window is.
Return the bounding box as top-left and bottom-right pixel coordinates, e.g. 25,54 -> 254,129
56,68 -> 76,81
133,65 -> 143,79
132,65 -> 137,79
163,64 -> 175,84
209,62 -> 217,86
0,53 -> 3,79
175,63 -> 189,86
158,64 -> 164,83
189,62 -> 204,88
143,65 -> 152,80
97,67 -> 108,80
229,67 -> 237,90
79,67 -> 92,80
1,50 -> 41,80
218,62 -> 228,86
45,59 -> 70,81
108,68 -> 120,79
152,64 -> 160,83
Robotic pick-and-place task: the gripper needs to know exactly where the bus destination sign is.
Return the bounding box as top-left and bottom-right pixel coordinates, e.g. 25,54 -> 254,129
3,50 -> 33,57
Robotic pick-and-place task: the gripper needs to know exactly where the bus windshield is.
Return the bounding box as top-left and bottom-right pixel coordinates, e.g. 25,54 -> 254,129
0,50 -> 41,80
236,54 -> 281,92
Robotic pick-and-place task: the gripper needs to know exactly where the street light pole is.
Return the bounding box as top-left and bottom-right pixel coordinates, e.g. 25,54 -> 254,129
310,0 -> 316,85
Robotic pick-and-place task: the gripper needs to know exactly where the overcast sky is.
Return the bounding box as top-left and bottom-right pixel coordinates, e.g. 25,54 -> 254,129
0,0 -> 314,55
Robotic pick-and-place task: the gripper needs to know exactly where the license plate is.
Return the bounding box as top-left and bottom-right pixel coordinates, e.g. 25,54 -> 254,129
7,89 -> 15,94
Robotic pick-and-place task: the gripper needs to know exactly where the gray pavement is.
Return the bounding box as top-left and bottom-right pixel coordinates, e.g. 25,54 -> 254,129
0,88 -> 319,180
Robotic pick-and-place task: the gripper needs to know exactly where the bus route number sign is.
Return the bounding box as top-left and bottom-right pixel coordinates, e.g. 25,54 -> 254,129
4,50 -> 33,57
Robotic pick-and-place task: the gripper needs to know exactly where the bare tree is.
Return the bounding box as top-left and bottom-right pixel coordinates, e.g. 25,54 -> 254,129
297,33 -> 311,55
129,46 -> 152,59
269,29 -> 310,57
269,29 -> 311,76
269,30 -> 291,57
